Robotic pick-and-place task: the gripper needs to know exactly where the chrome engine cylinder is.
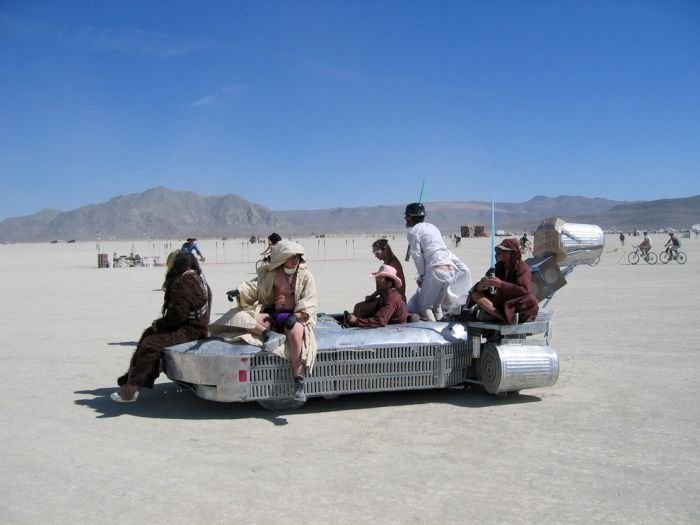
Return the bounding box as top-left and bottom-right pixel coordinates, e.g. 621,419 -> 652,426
480,343 -> 559,394
534,218 -> 605,267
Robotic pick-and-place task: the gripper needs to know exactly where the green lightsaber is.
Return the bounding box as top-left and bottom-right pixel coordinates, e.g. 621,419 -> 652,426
405,180 -> 426,262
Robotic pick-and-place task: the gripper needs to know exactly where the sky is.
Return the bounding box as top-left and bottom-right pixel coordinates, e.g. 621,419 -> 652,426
1,0 -> 699,220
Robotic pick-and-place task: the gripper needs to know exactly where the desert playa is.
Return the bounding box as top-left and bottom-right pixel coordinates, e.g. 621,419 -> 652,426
1,233 -> 699,524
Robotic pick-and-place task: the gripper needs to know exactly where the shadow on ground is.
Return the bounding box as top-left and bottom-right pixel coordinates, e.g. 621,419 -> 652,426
74,382 -> 540,426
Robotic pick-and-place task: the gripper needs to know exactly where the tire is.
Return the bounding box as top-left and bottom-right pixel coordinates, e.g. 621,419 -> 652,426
628,252 -> 639,265
659,251 -> 670,264
480,344 -> 503,395
646,252 -> 658,265
257,398 -> 306,411
677,251 -> 687,264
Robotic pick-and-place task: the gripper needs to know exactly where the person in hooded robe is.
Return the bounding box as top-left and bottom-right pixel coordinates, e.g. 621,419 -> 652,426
465,238 -> 539,324
112,251 -> 212,402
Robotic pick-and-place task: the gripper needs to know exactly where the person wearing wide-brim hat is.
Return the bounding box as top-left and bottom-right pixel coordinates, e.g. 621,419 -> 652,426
465,238 -> 538,324
212,240 -> 318,402
181,237 -> 205,262
347,264 -> 409,328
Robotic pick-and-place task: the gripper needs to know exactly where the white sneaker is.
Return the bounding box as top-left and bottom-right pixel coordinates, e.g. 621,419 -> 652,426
110,390 -> 139,403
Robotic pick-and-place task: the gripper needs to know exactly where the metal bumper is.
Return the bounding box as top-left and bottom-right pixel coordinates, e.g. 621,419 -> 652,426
163,318 -> 559,403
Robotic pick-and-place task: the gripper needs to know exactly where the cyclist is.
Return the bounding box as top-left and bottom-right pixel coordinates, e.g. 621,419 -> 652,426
519,233 -> 532,254
181,238 -> 205,263
639,232 -> 652,257
664,232 -> 681,259
259,232 -> 282,263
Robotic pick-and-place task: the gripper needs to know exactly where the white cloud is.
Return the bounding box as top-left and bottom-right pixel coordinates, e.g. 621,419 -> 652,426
189,84 -> 248,107
0,14 -> 216,58
275,51 -> 369,81
274,49 -> 474,95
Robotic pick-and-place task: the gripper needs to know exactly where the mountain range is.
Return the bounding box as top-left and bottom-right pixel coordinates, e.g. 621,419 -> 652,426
1,187 -> 698,242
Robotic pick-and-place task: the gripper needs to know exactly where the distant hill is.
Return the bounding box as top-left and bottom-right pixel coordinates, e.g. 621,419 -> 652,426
0,187 -> 294,242
275,195 -> 625,234
565,195 -> 700,232
0,187 -> 697,242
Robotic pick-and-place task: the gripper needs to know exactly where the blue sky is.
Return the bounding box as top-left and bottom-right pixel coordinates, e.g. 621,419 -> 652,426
1,0 -> 699,220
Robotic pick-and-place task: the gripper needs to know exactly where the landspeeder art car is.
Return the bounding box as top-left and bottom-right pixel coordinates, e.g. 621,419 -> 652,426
163,219 -> 604,410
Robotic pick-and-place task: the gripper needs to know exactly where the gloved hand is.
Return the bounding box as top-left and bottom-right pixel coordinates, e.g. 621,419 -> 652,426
226,289 -> 240,302
283,313 -> 298,330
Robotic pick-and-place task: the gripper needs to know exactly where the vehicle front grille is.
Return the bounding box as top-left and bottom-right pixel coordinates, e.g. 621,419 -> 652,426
248,342 -> 470,399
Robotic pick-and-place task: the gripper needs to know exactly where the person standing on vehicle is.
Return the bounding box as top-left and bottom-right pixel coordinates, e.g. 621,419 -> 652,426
112,252 -> 212,402
346,265 -> 408,328
404,202 -> 460,321
181,238 -> 205,262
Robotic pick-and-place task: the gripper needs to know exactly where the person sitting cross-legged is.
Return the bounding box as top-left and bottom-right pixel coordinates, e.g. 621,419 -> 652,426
346,265 -> 409,328
465,238 -> 539,324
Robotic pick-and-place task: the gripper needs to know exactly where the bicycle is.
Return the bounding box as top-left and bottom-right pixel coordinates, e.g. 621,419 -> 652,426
627,245 -> 657,265
255,255 -> 271,270
659,248 -> 687,265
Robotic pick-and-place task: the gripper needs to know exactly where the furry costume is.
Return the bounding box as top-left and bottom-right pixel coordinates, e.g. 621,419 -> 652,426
118,270 -> 212,388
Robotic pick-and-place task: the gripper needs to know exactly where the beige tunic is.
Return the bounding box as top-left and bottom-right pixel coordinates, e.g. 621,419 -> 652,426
211,263 -> 319,372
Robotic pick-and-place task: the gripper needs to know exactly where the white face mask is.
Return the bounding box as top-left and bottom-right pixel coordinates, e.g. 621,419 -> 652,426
283,267 -> 297,276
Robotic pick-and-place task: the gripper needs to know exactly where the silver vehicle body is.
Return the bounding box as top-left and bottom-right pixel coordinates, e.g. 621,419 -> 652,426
162,219 -> 602,409
163,313 -> 558,408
